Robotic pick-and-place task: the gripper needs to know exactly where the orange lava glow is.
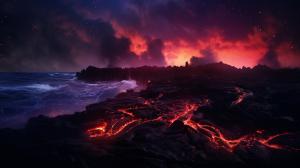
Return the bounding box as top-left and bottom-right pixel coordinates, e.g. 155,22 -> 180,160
231,87 -> 253,106
86,98 -> 295,152
87,119 -> 139,138
186,122 -> 290,152
117,108 -> 135,117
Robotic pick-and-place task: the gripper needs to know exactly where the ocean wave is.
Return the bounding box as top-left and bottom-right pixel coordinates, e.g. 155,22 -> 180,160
0,74 -> 138,128
0,84 -> 65,92
24,84 -> 65,91
48,72 -> 76,78
120,80 -> 137,87
119,80 -> 138,92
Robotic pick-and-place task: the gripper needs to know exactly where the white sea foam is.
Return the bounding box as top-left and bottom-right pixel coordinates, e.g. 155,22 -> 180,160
119,80 -> 138,92
0,84 -> 65,92
24,84 -> 64,91
48,72 -> 75,77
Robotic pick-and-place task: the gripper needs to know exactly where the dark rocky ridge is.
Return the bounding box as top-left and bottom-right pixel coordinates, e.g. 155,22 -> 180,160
77,63 -> 300,83
1,63 -> 300,168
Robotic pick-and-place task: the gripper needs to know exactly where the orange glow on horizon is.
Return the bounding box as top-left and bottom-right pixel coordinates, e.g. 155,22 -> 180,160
163,29 -> 269,68
111,22 -> 299,68
163,40 -> 200,65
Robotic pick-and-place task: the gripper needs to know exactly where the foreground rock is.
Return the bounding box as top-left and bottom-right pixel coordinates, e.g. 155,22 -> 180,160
1,64 -> 300,168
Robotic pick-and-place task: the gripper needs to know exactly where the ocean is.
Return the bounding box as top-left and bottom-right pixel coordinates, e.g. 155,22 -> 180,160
0,73 -> 137,128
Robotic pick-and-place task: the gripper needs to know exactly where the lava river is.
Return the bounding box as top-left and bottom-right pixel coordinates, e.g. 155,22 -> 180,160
87,97 -> 297,152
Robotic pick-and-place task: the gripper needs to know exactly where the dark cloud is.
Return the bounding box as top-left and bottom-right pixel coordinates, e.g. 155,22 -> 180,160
140,39 -> 166,67
0,0 -> 166,71
86,0 -> 300,42
78,0 -> 300,68
0,0 -> 76,71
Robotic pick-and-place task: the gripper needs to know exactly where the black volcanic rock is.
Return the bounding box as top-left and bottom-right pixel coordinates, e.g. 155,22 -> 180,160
1,64 -> 300,168
76,63 -> 240,82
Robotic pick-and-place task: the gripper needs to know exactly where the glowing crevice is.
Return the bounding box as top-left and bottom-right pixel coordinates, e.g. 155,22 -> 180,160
87,98 -> 295,152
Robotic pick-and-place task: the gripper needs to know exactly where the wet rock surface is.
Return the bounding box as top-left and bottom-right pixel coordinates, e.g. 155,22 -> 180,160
1,64 -> 300,168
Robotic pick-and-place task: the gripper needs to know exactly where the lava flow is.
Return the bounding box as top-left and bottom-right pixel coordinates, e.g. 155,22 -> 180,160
87,98 -> 294,152
231,87 -> 254,106
185,121 -> 291,152
87,118 -> 140,138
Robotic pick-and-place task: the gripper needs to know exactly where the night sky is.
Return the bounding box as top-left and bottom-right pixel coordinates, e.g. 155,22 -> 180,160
0,0 -> 300,71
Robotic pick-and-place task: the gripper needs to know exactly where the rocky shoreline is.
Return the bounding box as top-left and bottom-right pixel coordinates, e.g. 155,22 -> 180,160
1,63 -> 300,168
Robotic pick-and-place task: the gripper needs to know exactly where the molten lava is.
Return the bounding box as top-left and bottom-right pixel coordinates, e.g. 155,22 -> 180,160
87,119 -> 140,138
87,97 -> 294,152
231,87 -> 254,106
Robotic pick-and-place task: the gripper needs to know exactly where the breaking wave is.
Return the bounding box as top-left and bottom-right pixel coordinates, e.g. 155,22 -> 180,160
0,73 -> 137,128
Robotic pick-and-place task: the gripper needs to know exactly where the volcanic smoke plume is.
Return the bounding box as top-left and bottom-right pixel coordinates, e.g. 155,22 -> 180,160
190,48 -> 218,66
1,0 -> 300,71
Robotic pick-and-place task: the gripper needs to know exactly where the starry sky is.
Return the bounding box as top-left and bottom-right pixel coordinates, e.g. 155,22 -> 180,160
0,0 -> 300,71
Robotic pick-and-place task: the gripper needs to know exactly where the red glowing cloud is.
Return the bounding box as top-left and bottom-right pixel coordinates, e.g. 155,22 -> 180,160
112,20 -> 300,68
71,1 -> 300,69
277,42 -> 300,68
2,0 -> 300,71
93,2 -> 299,69
162,29 -> 269,67
111,21 -> 148,56
113,25 -> 271,68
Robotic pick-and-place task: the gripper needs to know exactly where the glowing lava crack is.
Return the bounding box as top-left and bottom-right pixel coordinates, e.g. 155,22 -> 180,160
87,99 -> 295,152
231,87 -> 253,106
